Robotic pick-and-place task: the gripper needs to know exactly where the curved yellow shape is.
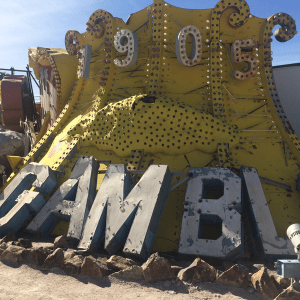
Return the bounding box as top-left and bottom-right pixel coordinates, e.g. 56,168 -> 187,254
69,95 -> 239,156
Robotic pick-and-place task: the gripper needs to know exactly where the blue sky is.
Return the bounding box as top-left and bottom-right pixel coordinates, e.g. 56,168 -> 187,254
0,0 -> 299,98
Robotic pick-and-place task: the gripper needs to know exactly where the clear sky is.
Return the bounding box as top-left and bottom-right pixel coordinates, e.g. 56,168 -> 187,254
0,0 -> 299,98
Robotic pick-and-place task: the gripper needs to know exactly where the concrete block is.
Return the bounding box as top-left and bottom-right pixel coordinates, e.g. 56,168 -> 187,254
178,168 -> 243,260
78,164 -> 131,252
241,166 -> 295,258
0,190 -> 46,236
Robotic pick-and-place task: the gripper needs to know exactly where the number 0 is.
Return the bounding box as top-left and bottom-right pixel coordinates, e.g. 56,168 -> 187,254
176,26 -> 202,67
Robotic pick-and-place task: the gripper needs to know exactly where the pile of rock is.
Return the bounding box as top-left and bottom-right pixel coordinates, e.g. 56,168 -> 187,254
0,129 -> 26,186
0,233 -> 299,300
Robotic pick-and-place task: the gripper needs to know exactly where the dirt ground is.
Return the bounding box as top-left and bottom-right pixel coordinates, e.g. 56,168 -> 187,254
0,261 -> 266,300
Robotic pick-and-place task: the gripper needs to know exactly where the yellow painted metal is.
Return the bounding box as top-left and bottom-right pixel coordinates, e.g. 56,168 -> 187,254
7,156 -> 23,171
34,111 -> 50,145
1,0 -> 298,252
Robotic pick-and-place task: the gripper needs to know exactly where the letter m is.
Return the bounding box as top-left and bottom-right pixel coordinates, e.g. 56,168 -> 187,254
78,164 -> 172,259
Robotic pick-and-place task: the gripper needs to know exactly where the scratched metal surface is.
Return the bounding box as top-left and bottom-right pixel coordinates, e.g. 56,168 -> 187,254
1,0 -> 299,252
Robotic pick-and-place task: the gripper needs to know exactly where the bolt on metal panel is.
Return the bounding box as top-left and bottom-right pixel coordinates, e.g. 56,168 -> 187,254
178,167 -> 242,260
241,166 -> 295,258
0,190 -> 46,236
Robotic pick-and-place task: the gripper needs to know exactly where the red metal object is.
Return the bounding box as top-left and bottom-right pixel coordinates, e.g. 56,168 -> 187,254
1,75 -> 26,132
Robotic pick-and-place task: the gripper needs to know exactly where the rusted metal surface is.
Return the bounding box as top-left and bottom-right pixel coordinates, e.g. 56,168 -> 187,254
178,167 -> 242,260
1,76 -> 25,132
39,65 -> 58,127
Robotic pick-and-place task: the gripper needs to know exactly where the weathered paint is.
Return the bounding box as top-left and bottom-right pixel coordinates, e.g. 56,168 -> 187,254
0,191 -> 46,236
78,164 -> 131,252
0,163 -> 57,218
241,166 -> 295,258
122,164 -> 172,259
26,156 -> 98,240
0,0 -> 297,254
67,156 -> 98,242
79,164 -> 172,259
178,167 -> 242,260
78,44 -> 92,79
26,179 -> 78,236
0,75 -> 26,133
39,65 -> 58,127
276,260 -> 300,278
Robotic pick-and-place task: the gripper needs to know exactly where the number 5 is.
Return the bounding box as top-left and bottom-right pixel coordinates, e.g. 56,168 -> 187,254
231,38 -> 258,80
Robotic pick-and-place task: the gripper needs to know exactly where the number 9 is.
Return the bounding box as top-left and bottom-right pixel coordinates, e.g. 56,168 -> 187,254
114,29 -> 138,68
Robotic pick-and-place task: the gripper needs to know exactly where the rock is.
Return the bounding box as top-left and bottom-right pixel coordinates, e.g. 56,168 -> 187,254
6,241 -> 17,246
63,255 -> 83,277
16,238 -> 32,249
275,276 -> 291,290
251,266 -> 280,299
0,245 -> 25,263
216,264 -> 250,288
142,253 -> 174,283
41,248 -> 64,270
216,270 -> 223,278
252,264 -> 265,272
275,285 -> 300,299
97,256 -> 108,266
1,232 -> 17,243
81,256 -> 112,279
171,266 -> 183,276
222,261 -> 235,271
106,255 -> 138,271
53,235 -> 69,250
0,129 -> 25,170
177,258 -> 216,283
109,266 -> 144,281
64,249 -> 76,260
0,242 -> 8,250
31,242 -> 53,255
22,248 -> 47,266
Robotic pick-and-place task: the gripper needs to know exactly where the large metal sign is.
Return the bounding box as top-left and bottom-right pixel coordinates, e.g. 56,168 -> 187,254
0,0 -> 298,257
